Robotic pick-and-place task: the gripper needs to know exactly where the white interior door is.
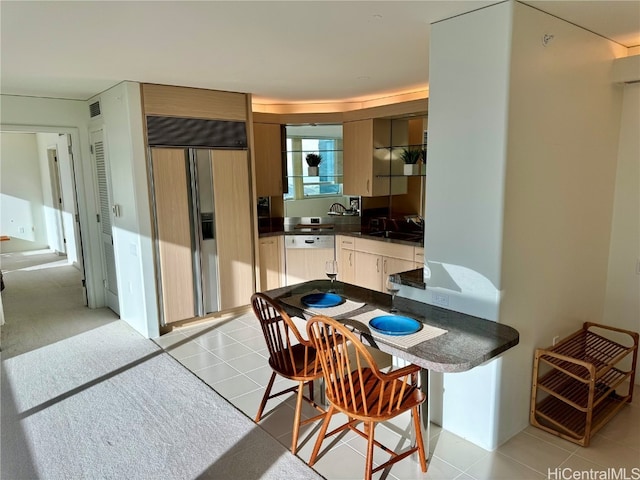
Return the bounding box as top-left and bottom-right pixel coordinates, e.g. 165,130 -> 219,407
90,128 -> 119,314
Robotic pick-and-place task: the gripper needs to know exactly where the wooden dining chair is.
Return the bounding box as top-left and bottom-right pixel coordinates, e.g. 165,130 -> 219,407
250,293 -> 326,454
306,314 -> 428,480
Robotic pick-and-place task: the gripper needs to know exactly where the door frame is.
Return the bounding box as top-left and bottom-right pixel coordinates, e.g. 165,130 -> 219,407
0,124 -> 101,308
46,145 -> 67,255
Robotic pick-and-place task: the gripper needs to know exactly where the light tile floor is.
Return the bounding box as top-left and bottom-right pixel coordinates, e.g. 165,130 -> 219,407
156,312 -> 640,480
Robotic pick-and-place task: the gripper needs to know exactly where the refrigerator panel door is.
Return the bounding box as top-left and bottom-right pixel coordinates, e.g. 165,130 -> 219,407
150,147 -> 196,324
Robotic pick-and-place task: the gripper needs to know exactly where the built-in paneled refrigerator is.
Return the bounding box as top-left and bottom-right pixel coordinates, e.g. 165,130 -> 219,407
149,147 -> 220,325
146,115 -> 253,326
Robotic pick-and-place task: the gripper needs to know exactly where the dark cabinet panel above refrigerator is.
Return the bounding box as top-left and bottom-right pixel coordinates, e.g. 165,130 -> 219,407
146,116 -> 247,149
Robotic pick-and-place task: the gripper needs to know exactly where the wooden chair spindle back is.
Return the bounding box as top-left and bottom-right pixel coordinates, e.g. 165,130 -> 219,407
251,293 -> 317,378
308,315 -> 415,419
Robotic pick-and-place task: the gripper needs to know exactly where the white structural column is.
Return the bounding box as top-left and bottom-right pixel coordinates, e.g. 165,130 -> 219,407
414,0 -> 627,450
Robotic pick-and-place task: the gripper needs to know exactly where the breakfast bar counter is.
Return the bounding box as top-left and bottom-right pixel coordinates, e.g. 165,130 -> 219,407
264,280 -> 519,373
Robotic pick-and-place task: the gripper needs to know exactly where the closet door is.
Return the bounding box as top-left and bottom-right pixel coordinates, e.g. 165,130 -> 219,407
150,148 -> 196,324
91,128 -> 120,314
212,150 -> 254,309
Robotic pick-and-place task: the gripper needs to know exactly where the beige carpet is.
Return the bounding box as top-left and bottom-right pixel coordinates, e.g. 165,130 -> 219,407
0,251 -> 322,480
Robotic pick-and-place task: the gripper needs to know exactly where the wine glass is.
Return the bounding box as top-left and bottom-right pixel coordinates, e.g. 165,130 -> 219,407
325,260 -> 338,290
385,275 -> 400,313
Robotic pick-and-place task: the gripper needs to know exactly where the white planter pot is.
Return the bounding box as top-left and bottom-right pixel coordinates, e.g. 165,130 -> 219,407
404,164 -> 419,176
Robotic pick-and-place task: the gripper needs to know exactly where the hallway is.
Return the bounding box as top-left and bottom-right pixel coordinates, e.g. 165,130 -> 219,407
0,250 -> 109,358
0,250 -> 316,480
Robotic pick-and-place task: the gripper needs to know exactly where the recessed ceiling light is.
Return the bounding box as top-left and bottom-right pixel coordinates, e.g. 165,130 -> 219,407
372,14 -> 383,20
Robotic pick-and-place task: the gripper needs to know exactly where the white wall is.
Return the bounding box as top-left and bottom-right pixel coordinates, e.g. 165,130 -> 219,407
602,82 -> 640,358
425,2 -> 511,294
0,133 -> 49,253
406,0 -> 629,450
418,1 -> 514,451
499,1 -> 626,444
0,94 -> 102,307
88,82 -> 159,338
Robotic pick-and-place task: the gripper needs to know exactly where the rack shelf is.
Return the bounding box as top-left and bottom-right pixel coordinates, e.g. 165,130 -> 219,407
530,322 -> 638,446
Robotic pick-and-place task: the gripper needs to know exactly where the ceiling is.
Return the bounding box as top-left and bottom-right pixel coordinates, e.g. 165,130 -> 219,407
1,1 -> 639,105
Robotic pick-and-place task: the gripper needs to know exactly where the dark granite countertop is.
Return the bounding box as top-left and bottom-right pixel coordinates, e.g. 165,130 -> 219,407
259,227 -> 424,247
258,216 -> 424,246
393,268 -> 427,290
264,280 -> 519,373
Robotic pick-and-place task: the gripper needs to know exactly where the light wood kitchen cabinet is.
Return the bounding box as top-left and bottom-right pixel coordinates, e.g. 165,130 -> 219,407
336,235 -> 356,284
354,251 -> 415,292
352,237 -> 416,293
258,235 -> 284,290
354,250 -> 384,291
285,247 -> 334,286
141,83 -> 247,121
253,122 -> 283,197
343,118 -> 407,197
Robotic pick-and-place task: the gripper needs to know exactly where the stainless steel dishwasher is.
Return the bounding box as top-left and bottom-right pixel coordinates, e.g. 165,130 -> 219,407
284,235 -> 335,286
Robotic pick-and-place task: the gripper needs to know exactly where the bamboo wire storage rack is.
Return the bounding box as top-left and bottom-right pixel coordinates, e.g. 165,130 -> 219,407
530,322 -> 638,447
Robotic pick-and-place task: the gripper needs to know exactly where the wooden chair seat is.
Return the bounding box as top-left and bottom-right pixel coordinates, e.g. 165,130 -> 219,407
307,314 -> 428,480
251,293 -> 326,455
268,343 -> 318,380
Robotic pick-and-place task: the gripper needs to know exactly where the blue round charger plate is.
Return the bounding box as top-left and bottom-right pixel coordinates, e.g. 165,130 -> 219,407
369,315 -> 422,336
301,292 -> 344,308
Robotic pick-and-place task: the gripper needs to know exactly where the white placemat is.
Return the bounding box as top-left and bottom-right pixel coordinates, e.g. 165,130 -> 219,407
280,291 -> 365,318
350,309 -> 447,349
290,316 -> 310,342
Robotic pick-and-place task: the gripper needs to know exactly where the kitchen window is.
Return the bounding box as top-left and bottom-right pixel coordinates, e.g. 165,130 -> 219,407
284,124 -> 343,200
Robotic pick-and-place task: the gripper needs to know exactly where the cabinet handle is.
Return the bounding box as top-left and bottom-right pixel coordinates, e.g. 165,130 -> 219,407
383,258 -> 387,274
366,179 -> 370,193
349,252 -> 352,267
376,258 -> 380,273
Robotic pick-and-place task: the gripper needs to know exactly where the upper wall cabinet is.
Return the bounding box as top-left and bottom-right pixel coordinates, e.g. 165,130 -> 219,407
254,122 -> 283,197
343,118 -> 407,197
141,83 -> 247,121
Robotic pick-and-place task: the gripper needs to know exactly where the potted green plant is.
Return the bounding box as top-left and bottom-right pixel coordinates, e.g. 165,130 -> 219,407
306,153 -> 322,176
401,148 -> 422,175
